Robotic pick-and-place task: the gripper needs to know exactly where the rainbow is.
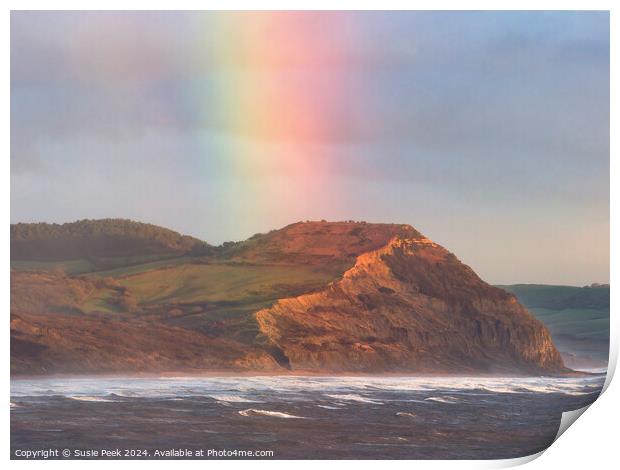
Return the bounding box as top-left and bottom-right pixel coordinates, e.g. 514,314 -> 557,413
177,12 -> 354,233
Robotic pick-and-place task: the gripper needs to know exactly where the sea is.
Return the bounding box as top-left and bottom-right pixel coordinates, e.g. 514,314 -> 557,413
10,373 -> 606,460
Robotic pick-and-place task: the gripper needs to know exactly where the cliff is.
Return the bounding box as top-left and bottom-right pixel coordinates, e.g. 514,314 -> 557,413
256,235 -> 565,374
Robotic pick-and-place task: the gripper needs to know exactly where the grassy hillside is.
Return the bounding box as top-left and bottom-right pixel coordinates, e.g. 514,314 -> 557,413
10,220 -> 363,327
11,270 -> 124,315
11,219 -> 212,261
10,221 -> 369,374
499,284 -> 609,310
117,261 -> 340,321
224,220 -> 421,265
499,284 -> 609,369
11,253 -> 192,275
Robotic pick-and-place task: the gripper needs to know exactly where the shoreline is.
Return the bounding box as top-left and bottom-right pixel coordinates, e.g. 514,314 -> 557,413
10,368 -> 604,381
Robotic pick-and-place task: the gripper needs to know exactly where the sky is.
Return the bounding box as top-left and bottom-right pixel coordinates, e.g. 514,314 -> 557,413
10,11 -> 609,285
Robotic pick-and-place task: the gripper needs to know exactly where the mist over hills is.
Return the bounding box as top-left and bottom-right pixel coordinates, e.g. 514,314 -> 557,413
500,284 -> 609,369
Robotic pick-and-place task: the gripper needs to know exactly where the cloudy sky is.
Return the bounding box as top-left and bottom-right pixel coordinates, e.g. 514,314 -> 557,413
11,11 -> 609,285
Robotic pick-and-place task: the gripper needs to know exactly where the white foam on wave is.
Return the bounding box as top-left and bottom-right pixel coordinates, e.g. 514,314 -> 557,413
10,402 -> 20,408
324,393 -> 383,405
317,404 -> 341,410
10,374 -> 605,405
209,395 -> 263,403
68,396 -> 114,402
238,409 -> 305,419
424,396 -> 459,404
396,412 -> 416,418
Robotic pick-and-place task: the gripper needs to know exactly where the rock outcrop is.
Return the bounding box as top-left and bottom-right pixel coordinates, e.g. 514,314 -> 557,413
256,235 -> 565,374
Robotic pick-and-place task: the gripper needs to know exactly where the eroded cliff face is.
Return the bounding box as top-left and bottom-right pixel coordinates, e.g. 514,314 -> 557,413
256,236 -> 565,374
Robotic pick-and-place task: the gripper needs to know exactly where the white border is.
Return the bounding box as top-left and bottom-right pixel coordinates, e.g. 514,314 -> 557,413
3,1 -> 616,468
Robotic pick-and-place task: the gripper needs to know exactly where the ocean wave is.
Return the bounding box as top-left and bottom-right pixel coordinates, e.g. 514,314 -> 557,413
324,393 -> 383,405
238,409 -> 305,419
68,396 -> 115,402
10,402 -> 20,408
10,374 -> 605,404
317,404 -> 341,410
209,395 -> 263,403
424,396 -> 459,404
396,412 -> 416,418
107,391 -> 141,398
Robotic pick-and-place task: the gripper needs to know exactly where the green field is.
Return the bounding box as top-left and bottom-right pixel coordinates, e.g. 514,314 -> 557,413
11,258 -> 98,275
11,242 -> 344,330
498,284 -> 609,310
11,256 -> 342,347
11,253 -> 190,276
118,262 -> 334,304
527,307 -> 609,340
108,261 -> 340,328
